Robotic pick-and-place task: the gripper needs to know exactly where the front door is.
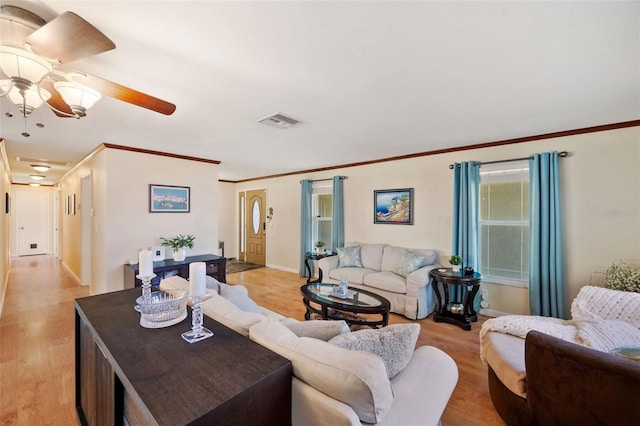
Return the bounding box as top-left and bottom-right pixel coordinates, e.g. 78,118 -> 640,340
245,189 -> 266,265
16,189 -> 51,256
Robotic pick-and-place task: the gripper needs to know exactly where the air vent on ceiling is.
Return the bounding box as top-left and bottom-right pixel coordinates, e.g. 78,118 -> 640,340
257,113 -> 299,129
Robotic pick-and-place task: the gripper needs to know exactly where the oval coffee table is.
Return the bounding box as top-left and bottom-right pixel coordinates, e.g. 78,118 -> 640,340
300,283 -> 391,328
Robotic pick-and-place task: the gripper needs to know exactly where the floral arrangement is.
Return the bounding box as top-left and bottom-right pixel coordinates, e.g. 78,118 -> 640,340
160,234 -> 195,251
590,259 -> 640,293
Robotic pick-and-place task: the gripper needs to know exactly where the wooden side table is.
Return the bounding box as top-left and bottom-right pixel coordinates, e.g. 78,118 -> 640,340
304,252 -> 334,284
430,268 -> 482,330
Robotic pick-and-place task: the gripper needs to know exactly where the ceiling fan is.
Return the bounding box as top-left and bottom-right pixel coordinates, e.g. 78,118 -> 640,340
0,5 -> 176,120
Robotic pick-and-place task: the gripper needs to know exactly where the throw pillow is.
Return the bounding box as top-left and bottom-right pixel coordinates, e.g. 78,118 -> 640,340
337,245 -> 363,268
393,249 -> 427,278
280,318 -> 350,341
219,283 -> 262,313
329,323 -> 420,378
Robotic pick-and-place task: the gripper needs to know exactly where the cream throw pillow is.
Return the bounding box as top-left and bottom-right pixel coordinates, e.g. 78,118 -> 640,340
249,317 -> 393,423
329,323 -> 420,378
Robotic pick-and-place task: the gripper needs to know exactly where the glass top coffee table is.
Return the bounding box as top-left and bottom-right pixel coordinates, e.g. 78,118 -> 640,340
300,283 -> 391,328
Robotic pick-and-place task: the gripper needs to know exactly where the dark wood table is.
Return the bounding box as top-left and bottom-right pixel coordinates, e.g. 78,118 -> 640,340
75,288 -> 291,425
123,253 -> 226,288
430,268 -> 482,330
300,283 -> 391,328
304,252 -> 334,284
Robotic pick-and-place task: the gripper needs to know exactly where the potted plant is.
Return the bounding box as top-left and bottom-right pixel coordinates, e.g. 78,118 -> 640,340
449,254 -> 463,273
314,240 -> 326,254
160,234 -> 195,262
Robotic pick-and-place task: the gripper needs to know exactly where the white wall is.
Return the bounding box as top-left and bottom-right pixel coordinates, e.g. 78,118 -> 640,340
228,126 -> 640,315
0,142 -> 10,314
58,146 -> 220,295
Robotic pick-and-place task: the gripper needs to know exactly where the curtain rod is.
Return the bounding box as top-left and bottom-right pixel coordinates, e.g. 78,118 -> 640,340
448,151 -> 568,169
299,176 -> 348,183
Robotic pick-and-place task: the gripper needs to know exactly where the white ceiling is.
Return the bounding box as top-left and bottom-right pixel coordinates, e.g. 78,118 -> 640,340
1,0 -> 639,184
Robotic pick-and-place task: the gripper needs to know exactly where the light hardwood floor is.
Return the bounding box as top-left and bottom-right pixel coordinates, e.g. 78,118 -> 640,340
0,255 -> 504,425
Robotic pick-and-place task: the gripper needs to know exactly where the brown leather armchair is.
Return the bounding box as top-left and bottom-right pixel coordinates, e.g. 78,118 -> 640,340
488,330 -> 640,426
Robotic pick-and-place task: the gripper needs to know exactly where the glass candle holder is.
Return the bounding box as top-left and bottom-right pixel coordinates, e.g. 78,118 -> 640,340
182,294 -> 214,343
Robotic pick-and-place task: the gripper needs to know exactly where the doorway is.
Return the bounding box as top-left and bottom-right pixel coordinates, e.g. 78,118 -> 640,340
239,189 -> 266,265
16,189 -> 51,256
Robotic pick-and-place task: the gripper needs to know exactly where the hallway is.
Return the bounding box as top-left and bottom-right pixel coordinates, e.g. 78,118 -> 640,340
0,255 -> 89,425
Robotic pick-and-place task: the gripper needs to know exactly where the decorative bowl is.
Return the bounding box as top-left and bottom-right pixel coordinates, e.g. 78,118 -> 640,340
135,289 -> 189,329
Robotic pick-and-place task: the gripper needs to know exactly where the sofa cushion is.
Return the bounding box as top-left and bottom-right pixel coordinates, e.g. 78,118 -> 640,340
219,283 -> 262,313
358,243 -> 385,271
337,245 -> 364,268
280,318 -> 350,341
363,271 -> 407,294
249,317 -> 394,423
201,291 -> 266,336
329,324 -> 420,378
393,249 -> 428,278
483,331 -> 527,398
329,267 -> 377,285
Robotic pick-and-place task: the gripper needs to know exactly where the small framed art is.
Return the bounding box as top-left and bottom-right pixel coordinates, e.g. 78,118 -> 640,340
149,184 -> 190,213
373,188 -> 414,225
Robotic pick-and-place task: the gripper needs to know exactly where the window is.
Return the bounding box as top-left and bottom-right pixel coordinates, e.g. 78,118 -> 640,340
479,163 -> 529,286
312,183 -> 333,249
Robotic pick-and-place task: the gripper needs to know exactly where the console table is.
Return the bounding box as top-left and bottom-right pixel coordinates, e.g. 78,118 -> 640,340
123,254 -> 226,288
75,288 -> 292,425
430,268 -> 482,331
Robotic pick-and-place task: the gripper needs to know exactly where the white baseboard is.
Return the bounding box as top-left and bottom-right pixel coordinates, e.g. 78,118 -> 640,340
265,263 -> 299,275
479,308 -> 510,318
61,260 -> 82,285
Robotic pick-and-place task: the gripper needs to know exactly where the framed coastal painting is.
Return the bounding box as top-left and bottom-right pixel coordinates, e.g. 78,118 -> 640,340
373,188 -> 413,225
149,184 -> 190,213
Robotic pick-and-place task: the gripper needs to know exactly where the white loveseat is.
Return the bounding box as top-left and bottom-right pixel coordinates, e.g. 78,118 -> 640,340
318,243 -> 440,319
160,276 -> 458,425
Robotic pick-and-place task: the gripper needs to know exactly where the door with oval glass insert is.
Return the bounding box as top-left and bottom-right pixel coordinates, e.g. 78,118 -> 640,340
245,189 -> 266,265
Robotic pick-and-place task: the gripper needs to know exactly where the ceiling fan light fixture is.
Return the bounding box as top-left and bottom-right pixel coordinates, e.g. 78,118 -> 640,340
1,78 -> 52,116
53,81 -> 101,117
0,46 -> 52,83
31,164 -> 50,172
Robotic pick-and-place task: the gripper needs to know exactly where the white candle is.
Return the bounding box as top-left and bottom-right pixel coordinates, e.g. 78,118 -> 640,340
189,262 -> 206,297
139,250 -> 154,277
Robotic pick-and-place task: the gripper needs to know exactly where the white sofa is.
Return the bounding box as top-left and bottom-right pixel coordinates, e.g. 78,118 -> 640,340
160,276 -> 458,425
318,243 -> 440,319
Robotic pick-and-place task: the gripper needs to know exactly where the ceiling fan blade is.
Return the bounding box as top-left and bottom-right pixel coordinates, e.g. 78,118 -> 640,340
25,11 -> 115,63
71,74 -> 177,115
40,79 -> 74,117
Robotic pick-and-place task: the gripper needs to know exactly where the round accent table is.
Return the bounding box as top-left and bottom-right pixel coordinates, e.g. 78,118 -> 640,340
430,268 -> 482,331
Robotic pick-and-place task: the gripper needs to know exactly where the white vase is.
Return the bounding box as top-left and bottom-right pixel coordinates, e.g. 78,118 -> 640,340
451,264 -> 460,273
173,248 -> 186,262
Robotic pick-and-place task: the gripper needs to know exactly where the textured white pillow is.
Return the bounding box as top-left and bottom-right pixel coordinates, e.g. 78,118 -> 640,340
219,283 -> 262,313
329,324 -> 420,378
249,317 -> 393,423
280,318 -> 350,341
393,249 -> 427,278
578,320 -> 640,352
337,245 -> 364,268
